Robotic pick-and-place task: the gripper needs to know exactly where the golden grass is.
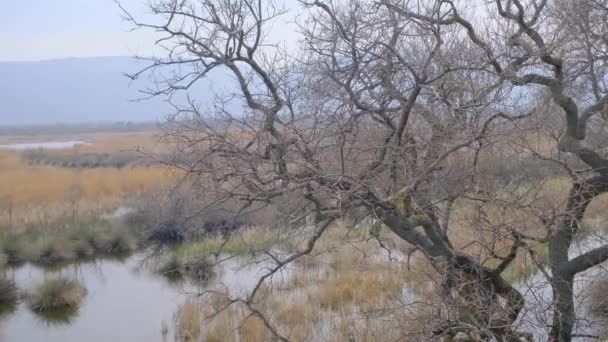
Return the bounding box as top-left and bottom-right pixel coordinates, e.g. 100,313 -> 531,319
196,233 -> 432,341
177,299 -> 203,341
312,263 -> 406,311
0,131 -> 176,224
1,166 -> 169,204
0,166 -> 171,224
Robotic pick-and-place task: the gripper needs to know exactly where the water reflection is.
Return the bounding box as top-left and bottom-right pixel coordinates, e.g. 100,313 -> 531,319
0,252 -> 285,341
0,301 -> 17,319
32,306 -> 81,326
0,256 -> 191,342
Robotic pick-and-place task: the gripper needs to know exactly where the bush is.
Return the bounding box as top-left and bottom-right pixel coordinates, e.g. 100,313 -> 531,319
126,185 -> 252,246
183,257 -> 214,282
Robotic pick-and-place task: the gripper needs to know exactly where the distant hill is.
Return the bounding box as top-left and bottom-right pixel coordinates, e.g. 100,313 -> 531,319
0,57 -> 230,126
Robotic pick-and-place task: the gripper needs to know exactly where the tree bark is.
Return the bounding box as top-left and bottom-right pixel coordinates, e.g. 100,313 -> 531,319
549,272 -> 575,342
548,176 -> 608,341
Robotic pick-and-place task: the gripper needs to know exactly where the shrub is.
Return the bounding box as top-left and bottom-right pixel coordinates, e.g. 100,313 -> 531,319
183,257 -> 213,282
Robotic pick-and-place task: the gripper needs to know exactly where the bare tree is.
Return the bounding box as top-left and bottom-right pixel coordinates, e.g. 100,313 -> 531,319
120,0 -> 608,340
385,1 -> 608,340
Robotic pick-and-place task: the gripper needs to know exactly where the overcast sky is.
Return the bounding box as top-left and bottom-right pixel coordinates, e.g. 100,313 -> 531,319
0,0 -> 149,61
1,0 -> 299,62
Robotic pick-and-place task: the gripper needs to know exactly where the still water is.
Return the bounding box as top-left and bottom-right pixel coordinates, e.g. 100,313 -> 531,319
0,253 -> 284,342
0,256 -> 191,342
0,141 -> 88,150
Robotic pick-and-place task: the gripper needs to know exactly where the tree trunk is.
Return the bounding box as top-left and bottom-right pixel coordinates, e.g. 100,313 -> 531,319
547,177 -> 606,341
549,272 -> 575,342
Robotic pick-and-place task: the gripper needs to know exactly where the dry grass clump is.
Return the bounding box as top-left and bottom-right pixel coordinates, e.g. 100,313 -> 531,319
26,277 -> 86,312
32,238 -> 76,263
86,226 -> 136,256
176,299 -> 203,341
0,218 -> 138,265
0,233 -> 29,265
157,252 -> 214,283
0,277 -> 17,306
588,277 -> 608,321
203,306 -> 273,342
313,268 -> 405,311
164,225 -> 295,256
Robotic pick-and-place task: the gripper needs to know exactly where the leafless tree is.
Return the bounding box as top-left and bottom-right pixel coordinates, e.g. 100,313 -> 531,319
119,0 -> 608,340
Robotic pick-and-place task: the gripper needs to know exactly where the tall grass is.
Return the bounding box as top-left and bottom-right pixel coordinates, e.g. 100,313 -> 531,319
0,166 -> 171,220
0,131 -> 174,225
176,299 -> 203,341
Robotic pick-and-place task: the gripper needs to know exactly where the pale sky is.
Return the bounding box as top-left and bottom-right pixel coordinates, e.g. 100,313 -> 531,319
1,0 -> 299,62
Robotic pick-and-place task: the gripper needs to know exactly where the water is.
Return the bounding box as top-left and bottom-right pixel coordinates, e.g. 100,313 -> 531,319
0,252 -> 288,342
0,141 -> 88,150
100,207 -> 136,220
0,257 -> 192,342
3,234 -> 605,341
515,232 -> 608,341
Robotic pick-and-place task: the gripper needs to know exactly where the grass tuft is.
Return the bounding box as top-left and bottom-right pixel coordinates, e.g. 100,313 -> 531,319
89,228 -> 136,255
157,251 -> 213,283
25,277 -> 86,312
0,234 -> 28,265
32,238 -> 76,264
0,277 -> 17,305
0,218 -> 138,265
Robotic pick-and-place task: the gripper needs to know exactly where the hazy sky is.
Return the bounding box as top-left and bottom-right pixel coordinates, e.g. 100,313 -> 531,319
1,0 -> 299,62
0,0 -> 152,61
